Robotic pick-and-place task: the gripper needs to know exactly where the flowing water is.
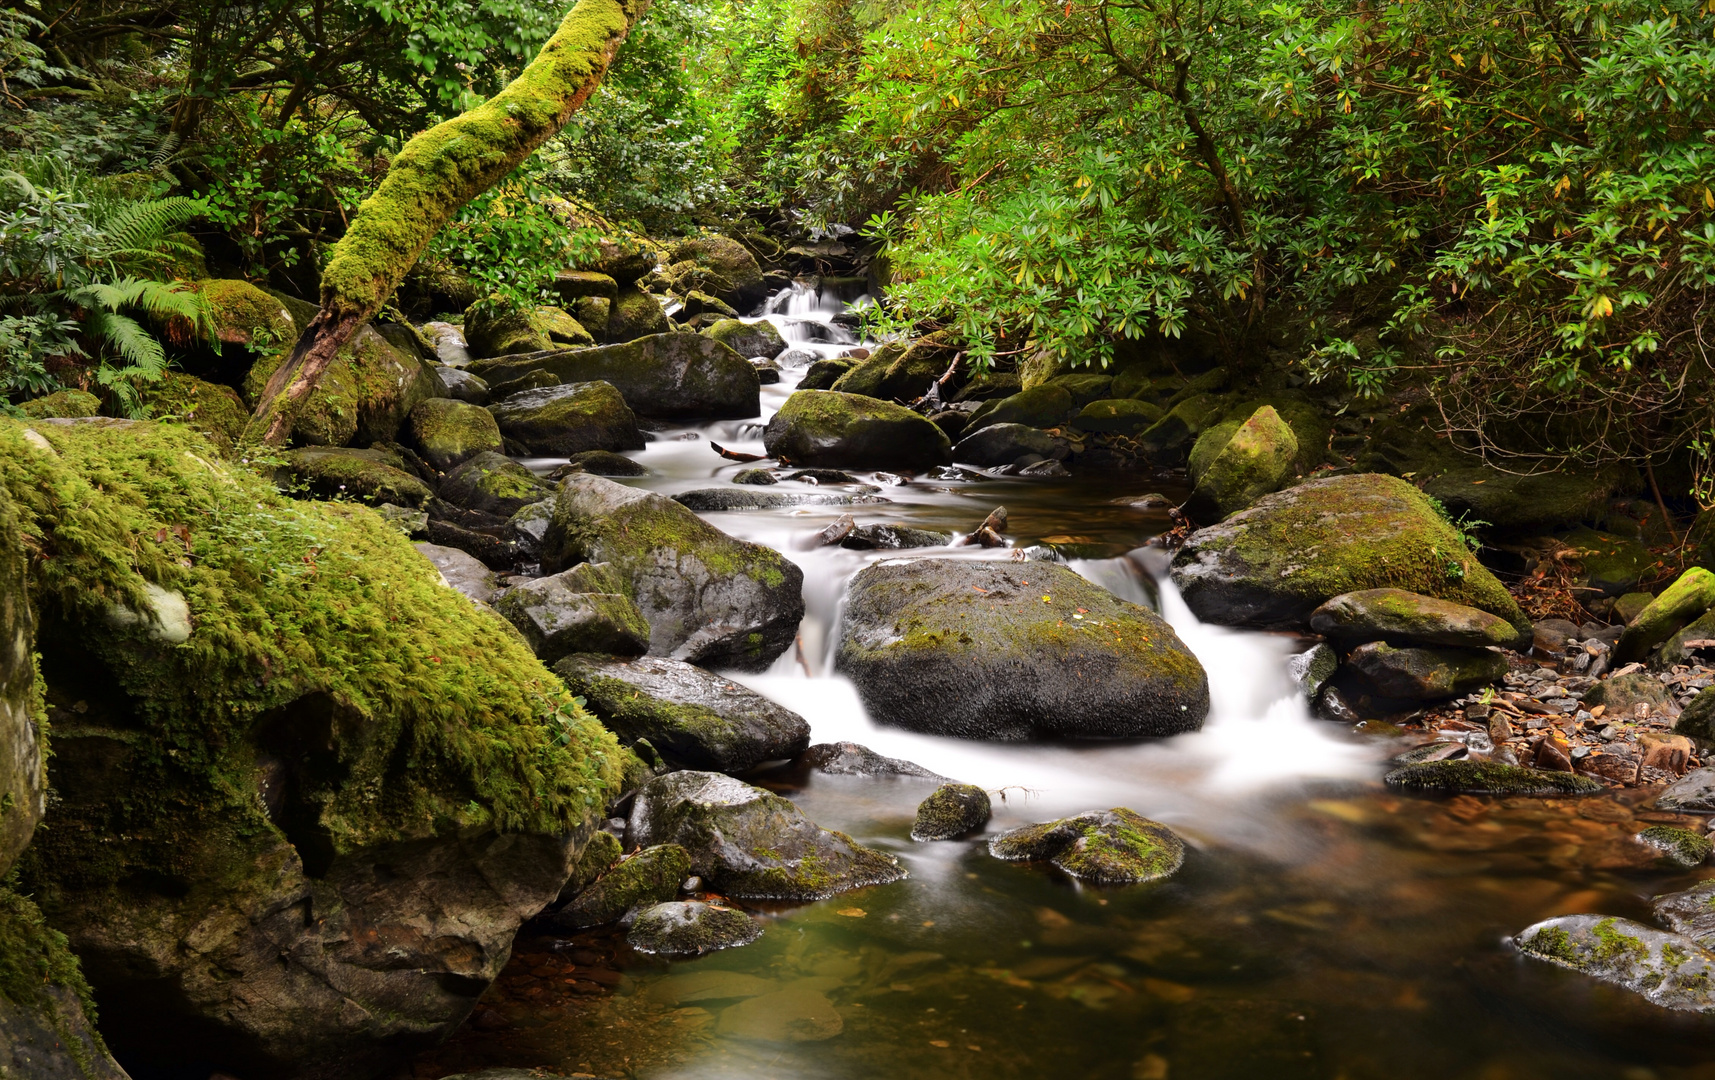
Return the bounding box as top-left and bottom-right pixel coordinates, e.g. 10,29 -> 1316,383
415,285 -> 1715,1080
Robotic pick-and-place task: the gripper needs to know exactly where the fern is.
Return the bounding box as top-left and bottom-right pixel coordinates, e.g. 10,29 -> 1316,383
94,196 -> 204,277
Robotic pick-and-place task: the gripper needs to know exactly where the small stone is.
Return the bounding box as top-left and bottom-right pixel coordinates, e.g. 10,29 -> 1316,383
911,784 -> 992,842
798,742 -> 947,780
733,468 -> 778,485
627,901 -> 761,956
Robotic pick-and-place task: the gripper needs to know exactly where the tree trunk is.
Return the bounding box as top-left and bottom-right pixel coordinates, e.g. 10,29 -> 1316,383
245,0 -> 651,446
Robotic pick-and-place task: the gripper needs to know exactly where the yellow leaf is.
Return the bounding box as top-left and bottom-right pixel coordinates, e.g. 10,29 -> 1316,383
837,907 -> 866,917
1587,294 -> 1614,319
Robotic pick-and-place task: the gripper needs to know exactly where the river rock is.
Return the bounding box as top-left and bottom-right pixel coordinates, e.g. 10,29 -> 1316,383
626,771 -> 905,899
841,523 -> 950,550
1076,398 -> 1165,434
1288,643 -> 1338,698
1515,915 -> 1715,1011
244,322 -> 440,447
469,334 -> 759,420
966,385 -> 1073,433
828,337 -> 950,402
603,285 -> 668,340
439,451 -> 554,518
1653,881 -> 1715,946
1655,766 -> 1715,811
487,380 -> 645,456
1615,567 -> 1715,664
989,809 -> 1185,884
671,488 -> 888,512
551,844 -> 691,929
1383,759 -> 1602,794
433,365 -> 483,405
837,560 -> 1209,740
912,784 -> 991,841
628,901 -> 762,956
1661,609 -> 1715,666
704,318 -> 786,360
1170,473 -> 1527,632
1637,824 -> 1712,867
763,390 -> 953,470
542,474 -> 804,669
1187,406 -> 1300,519
799,358 -> 854,390
798,742 -> 947,780
1335,640 -> 1524,700
952,423 -> 1063,469
715,985 -> 845,1042
414,541 -> 499,605
1583,671 -> 1679,717
408,397 -> 503,471
283,446 -> 434,508
668,235 -> 768,307
494,567 -> 650,662
554,655 -> 810,773
1675,687 -> 1715,744
1310,588 -> 1522,648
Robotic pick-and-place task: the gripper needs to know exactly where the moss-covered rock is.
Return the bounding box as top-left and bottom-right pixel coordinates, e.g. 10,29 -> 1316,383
667,235 -> 766,307
1638,825 -> 1712,867
837,560 -> 1209,740
628,901 -> 762,956
555,654 -> 810,773
487,380 -> 644,455
553,202 -> 664,285
626,771 -> 905,900
1558,527 -> 1656,596
1076,398 -> 1164,434
176,278 -> 298,385
1615,568 -> 1715,664
1187,405 -> 1299,519
764,390 -> 952,470
1216,393 -> 1329,474
1662,608 -> 1715,666
606,285 -> 669,341
470,333 -> 759,420
495,568 -> 650,663
1423,464 -> 1636,532
0,473 -> 44,880
439,451 -> 553,517
0,887 -> 127,1079
541,474 -> 805,670
951,423 -> 1062,468
558,829 -> 623,903
1515,915 -> 1715,1011
1171,473 -> 1527,632
1615,591 -> 1656,625
282,446 -> 435,508
463,304 -> 547,358
537,305 -> 594,347
1139,393 -> 1228,454
1383,759 -> 1602,794
1343,641 -> 1509,700
911,784 -> 991,842
408,397 -> 504,471
966,385 -> 1074,433
1583,671 -> 1679,716
572,295 -> 611,336
1310,588 -> 1522,648
798,358 -> 855,391
245,324 -> 440,447
0,417 -> 626,1076
829,337 -> 949,402
989,808 -> 1184,884
488,367 -> 561,399
553,270 -> 619,304
1044,373 -> 1114,407
136,373 -> 247,454
19,389 -> 102,420
553,844 -> 690,929
704,318 -> 786,360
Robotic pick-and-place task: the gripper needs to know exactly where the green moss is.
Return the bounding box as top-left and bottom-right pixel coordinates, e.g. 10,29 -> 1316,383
1590,917 -> 1650,964
911,783 -> 990,841
1638,825 -> 1713,867
138,373 -> 248,455
0,418 -> 625,900
408,398 -> 503,471
0,886 -> 105,1074
1382,759 -> 1602,795
990,808 -> 1185,884
560,843 -> 689,926
195,279 -> 297,351
1616,567 -> 1715,664
1528,925 -> 1577,964
283,447 -> 434,508
19,389 -> 102,420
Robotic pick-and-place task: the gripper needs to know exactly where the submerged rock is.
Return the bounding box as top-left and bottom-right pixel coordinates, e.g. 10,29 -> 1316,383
1310,588 -> 1523,648
626,771 -> 905,900
764,390 -> 953,470
541,474 -> 804,670
469,334 -> 760,420
836,560 -> 1209,740
912,784 -> 991,841
1383,759 -> 1602,795
989,808 -> 1185,884
1343,641 -> 1510,700
494,566 -> 650,662
487,380 -> 645,456
551,844 -> 691,929
714,984 -> 844,1042
1515,915 -> 1715,1011
628,901 -> 762,957
554,655 -> 810,773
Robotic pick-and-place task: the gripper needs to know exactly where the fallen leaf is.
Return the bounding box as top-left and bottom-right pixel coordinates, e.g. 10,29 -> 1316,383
929,1040 -> 950,1048
837,908 -> 866,918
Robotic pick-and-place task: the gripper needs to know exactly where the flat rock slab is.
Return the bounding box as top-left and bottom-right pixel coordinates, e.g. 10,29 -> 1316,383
470,333 -> 761,420
555,655 -> 810,773
798,742 -> 947,781
990,808 -> 1184,884
836,560 -> 1209,740
626,771 -> 905,900
1383,759 -> 1602,795
1516,915 -> 1715,1011
1655,766 -> 1715,812
1310,588 -> 1521,648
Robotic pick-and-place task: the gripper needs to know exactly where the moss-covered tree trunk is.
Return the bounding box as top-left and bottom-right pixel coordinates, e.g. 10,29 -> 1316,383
246,0 -> 651,446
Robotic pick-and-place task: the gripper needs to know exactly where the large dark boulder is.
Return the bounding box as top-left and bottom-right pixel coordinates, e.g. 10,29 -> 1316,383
541,474 -> 804,670
1170,473 -> 1527,632
951,423 -> 1062,468
828,337 -> 951,402
1342,641 -> 1509,700
554,654 -> 810,773
439,452 -> 554,518
836,560 -> 1208,740
763,390 -> 952,470
626,771 -> 905,900
704,319 -> 786,360
469,334 -> 760,420
486,380 -> 645,456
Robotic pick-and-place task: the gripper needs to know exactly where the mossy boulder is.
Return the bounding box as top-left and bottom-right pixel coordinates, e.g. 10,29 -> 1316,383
0,475 -> 44,879
555,654 -> 811,774
407,397 -> 503,471
572,295 -> 611,336
470,333 -> 759,420
1383,760 -> 1602,795
704,318 -> 786,360
829,337 -> 949,402
1170,473 -> 1527,632
1583,671 -> 1679,717
966,385 -> 1074,433
799,358 -> 855,391
282,446 -> 434,508
137,373 -> 248,454
553,270 -> 619,305
1187,406 -> 1300,519
463,304 -> 548,358
667,235 -> 767,307
436,365 -> 490,405
626,771 -> 905,900
1422,463 -> 1636,532
553,202 -> 664,284
0,418 -> 627,1077
1559,527 -> 1656,596
175,278 -> 297,384
628,901 -> 761,956
1309,588 -> 1523,648
19,389 -> 101,420
1044,373 -> 1114,408
1139,393 -> 1228,454
494,566 -> 650,663
1662,608 -> 1715,666
537,305 -> 595,347
0,887 -> 128,1079
1515,915 -> 1715,1011
1343,641 -> 1509,701
764,390 -> 952,470
911,784 -> 991,842
606,285 -> 669,341
552,844 -> 690,929
836,560 -> 1209,740
487,380 -> 644,456
1638,825 -> 1712,867
989,808 -> 1184,885
244,324 -> 441,447
1076,398 -> 1165,434
439,451 -> 553,517
1216,394 -> 1330,474
1615,568 -> 1715,664
541,474 -> 805,670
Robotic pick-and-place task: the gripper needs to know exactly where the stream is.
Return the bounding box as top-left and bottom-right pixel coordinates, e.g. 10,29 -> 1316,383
414,284 -> 1715,1080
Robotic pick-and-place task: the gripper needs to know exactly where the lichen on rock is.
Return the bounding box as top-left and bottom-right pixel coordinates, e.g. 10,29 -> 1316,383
989,808 -> 1185,884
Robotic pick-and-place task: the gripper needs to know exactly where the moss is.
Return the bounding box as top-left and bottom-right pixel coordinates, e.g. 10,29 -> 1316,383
830,335 -> 949,400
1189,405 -> 1299,519
19,390 -> 102,420
1590,917 -> 1650,964
559,843 -> 689,926
1616,567 -> 1715,664
607,285 -> 668,340
566,829 -> 622,895
1528,925 -> 1577,965
763,389 -> 952,469
1076,398 -> 1164,434
0,418 -> 625,901
911,784 -> 991,841
0,886 -> 105,1072
990,808 -> 1185,884
408,397 -> 504,471
627,900 -> 761,956
138,373 -> 248,455
1382,759 -> 1602,795
799,358 -> 857,391
283,447 -> 435,508
1638,825 -> 1713,867
195,279 -> 297,351
966,384 -> 1074,432
1559,527 -> 1655,594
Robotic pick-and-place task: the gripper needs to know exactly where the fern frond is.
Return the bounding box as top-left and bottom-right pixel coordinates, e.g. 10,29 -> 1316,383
95,197 -> 206,273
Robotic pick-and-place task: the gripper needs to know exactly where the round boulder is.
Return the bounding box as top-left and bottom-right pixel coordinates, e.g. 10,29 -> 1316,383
764,390 -> 952,470
439,452 -> 553,518
1310,588 -> 1522,648
551,844 -> 691,929
951,423 -> 1062,468
989,808 -> 1185,884
704,318 -> 786,360
408,398 -> 503,472
912,784 -> 991,841
487,380 -> 644,456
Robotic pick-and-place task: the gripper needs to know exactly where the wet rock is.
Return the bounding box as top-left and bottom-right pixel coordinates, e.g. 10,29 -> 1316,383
1342,641 -> 1509,700
408,397 -> 504,471
668,235 -> 768,307
704,318 -> 786,361
671,487 -> 888,512
733,468 -> 778,485
1310,588 -> 1522,648
1615,591 -> 1656,625
626,771 -> 905,899
558,830 -> 623,904
837,560 -> 1209,740
815,514 -> 855,546
628,901 -> 762,956
798,358 -> 855,391
1637,825 -> 1712,867
764,390 -> 953,470
714,985 -> 843,1042
798,742 -> 947,780
1615,567 -> 1715,664
952,423 -> 1064,469
1515,915 -> 1715,1011
989,808 -> 1185,884
1560,527 -> 1655,595
1316,684 -> 1362,723
1288,643 -> 1338,698
1383,759 -> 1602,795
1187,405 -> 1299,519
841,523 -> 950,550
605,285 -> 669,340
541,474 -> 804,669
564,449 -> 646,476
551,845 -> 691,929
439,452 -> 554,518
470,333 -> 759,420
282,446 -> 434,508
912,784 -> 991,841
554,655 -> 810,773
1675,687 -> 1715,744
434,365 -> 489,404
487,367 -> 559,400
1076,398 -> 1165,435
966,385 -> 1073,433
1583,671 -> 1679,718
487,380 -> 645,456
1655,766 -> 1715,811
414,541 -> 499,605
1661,609 -> 1715,667
829,337 -> 951,402
1170,473 -> 1527,632
504,498 -> 555,560
494,568 -> 650,663
1653,881 -> 1715,946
